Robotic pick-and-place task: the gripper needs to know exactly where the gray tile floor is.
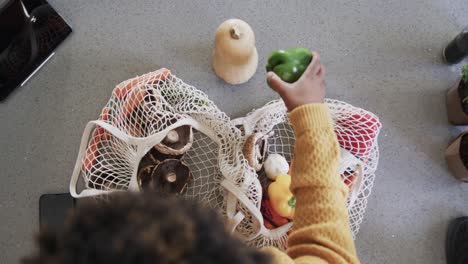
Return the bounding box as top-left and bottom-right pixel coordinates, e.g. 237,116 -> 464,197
1,0 -> 468,263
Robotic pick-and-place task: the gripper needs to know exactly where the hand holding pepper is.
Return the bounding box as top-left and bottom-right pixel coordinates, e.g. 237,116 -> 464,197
267,51 -> 326,111
266,48 -> 313,83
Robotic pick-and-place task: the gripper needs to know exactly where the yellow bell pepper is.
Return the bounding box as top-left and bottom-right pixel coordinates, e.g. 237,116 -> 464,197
268,174 -> 295,220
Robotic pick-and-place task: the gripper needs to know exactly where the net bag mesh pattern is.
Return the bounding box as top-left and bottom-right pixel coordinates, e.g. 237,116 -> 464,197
235,99 -> 381,248
70,68 -> 382,250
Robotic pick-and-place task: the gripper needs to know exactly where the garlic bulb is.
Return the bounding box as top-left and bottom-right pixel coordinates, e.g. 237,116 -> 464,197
264,154 -> 289,180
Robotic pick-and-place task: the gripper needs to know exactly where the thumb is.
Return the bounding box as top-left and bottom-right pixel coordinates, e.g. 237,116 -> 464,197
267,72 -> 289,95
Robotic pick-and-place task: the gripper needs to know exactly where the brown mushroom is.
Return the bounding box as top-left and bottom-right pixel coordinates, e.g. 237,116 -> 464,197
154,125 -> 193,155
137,165 -> 156,191
151,150 -> 183,161
137,147 -> 184,191
138,150 -> 159,170
138,159 -> 192,194
243,132 -> 269,171
138,147 -> 183,171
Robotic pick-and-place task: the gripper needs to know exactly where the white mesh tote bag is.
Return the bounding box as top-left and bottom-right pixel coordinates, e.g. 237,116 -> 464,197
70,68 -> 382,250
231,99 -> 381,248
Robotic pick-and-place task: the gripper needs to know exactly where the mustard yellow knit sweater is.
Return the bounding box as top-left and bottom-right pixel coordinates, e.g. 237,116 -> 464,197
262,104 -> 360,264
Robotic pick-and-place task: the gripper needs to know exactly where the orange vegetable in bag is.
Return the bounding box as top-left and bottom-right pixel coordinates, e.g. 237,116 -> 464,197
113,68 -> 171,100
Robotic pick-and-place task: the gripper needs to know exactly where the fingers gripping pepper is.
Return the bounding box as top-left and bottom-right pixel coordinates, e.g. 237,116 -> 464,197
268,174 -> 295,219
266,48 -> 313,83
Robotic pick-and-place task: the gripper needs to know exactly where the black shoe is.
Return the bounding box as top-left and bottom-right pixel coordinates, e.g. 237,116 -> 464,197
446,217 -> 468,264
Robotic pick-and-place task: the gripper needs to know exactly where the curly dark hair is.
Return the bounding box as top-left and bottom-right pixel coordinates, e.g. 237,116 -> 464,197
23,193 -> 270,264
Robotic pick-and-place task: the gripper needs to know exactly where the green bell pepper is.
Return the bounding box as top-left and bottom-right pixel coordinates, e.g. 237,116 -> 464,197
266,48 -> 313,83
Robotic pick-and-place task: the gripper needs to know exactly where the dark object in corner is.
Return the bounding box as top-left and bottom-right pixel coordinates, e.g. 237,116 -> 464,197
0,0 -> 72,101
443,26 -> 468,65
39,193 -> 75,231
446,217 -> 468,264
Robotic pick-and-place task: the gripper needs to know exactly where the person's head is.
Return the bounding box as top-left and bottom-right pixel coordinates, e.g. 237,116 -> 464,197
23,192 -> 270,264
